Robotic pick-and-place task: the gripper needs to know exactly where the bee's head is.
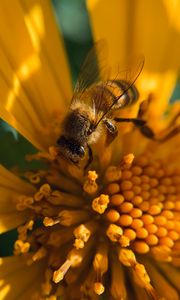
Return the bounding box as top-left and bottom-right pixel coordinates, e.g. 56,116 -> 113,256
57,135 -> 85,164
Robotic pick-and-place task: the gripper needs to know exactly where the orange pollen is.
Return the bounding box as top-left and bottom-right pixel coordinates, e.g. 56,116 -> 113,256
101,153 -> 180,260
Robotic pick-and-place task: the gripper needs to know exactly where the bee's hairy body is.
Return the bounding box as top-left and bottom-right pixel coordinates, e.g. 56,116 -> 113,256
56,48 -> 174,168
57,80 -> 138,165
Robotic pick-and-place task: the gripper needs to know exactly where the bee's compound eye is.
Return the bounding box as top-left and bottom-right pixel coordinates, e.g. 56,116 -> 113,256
57,135 -> 66,146
78,146 -> 85,157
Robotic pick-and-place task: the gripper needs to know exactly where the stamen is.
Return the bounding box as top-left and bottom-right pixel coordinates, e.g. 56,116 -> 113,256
143,260 -> 180,300
24,171 -> 41,184
133,263 -> 158,298
94,282 -> 105,295
13,130 -> 180,300
41,269 -> 53,296
67,237 -> 94,269
46,169 -> 80,194
47,227 -> 74,247
47,190 -> 84,207
58,209 -> 91,226
26,146 -> 58,162
119,153 -> 135,169
93,242 -> 108,295
14,240 -> 30,255
110,254 -> 127,300
34,184 -> 52,201
80,268 -> 97,299
65,257 -> 89,284
92,194 -> 109,214
83,170 -> 98,194
53,259 -> 72,283
73,221 -> 98,249
27,247 -> 47,265
17,219 -> 34,241
43,217 -> 60,227
16,195 -> 34,211
119,249 -> 159,300
106,224 -> 123,242
119,235 -> 130,247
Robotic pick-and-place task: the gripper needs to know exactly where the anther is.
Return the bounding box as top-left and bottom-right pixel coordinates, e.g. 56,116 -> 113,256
83,170 -> 98,194
53,259 -> 72,283
73,222 -> 97,249
43,217 -> 60,227
94,282 -> 105,295
106,224 -> 123,242
92,194 -> 109,214
119,153 -> 134,169
118,249 -> 136,266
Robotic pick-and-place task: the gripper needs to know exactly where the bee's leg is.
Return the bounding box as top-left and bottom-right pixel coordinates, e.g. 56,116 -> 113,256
84,144 -> 93,171
114,117 -> 161,140
135,123 -> 180,142
104,119 -> 118,145
114,117 -> 180,142
114,117 -> 146,126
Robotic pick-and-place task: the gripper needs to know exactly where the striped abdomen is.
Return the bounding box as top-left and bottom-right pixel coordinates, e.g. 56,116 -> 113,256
105,80 -> 139,110
87,80 -> 139,114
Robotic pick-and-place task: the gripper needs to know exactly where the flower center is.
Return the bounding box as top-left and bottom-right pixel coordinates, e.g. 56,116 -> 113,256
13,149 -> 180,299
87,154 -> 180,261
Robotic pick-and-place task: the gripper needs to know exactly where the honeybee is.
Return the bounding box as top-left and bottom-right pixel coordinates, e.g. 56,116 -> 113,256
57,42 -> 149,169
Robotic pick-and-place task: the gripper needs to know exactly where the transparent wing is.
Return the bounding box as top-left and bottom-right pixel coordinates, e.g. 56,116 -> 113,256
93,55 -> 145,127
70,41 -> 144,128
70,40 -> 110,107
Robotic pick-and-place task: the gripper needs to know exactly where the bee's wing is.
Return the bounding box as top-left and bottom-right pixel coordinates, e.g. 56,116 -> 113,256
93,55 -> 145,127
70,40 -> 110,107
71,41 -> 144,128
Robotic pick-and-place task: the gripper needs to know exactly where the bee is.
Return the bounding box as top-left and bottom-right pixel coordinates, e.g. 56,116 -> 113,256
56,42 -> 154,169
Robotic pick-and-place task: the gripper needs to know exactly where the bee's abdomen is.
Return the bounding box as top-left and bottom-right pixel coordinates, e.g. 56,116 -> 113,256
105,80 -> 139,110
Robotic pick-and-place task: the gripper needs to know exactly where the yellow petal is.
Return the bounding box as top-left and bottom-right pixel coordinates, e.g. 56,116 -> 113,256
0,213 -> 29,235
87,0 -> 180,117
0,0 -> 72,150
0,165 -> 36,194
0,254 -> 45,300
87,0 -> 130,66
0,165 -> 36,233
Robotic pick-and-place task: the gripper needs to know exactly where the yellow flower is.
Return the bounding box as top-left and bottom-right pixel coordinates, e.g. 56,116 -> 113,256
0,1 -> 180,300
